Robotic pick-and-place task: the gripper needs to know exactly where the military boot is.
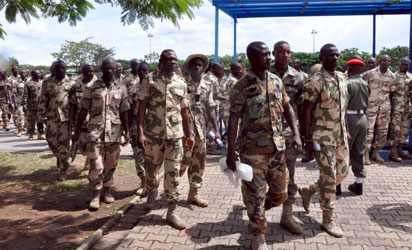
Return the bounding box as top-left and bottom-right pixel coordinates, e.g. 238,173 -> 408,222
135,175 -> 148,197
298,185 -> 317,213
188,186 -> 208,207
372,149 -> 384,163
0,120 -> 3,127
389,147 -> 401,162
251,234 -> 268,250
102,187 -> 115,203
364,148 -> 371,165
145,189 -> 158,210
58,171 -> 67,181
16,129 -> 21,137
336,184 -> 342,195
322,210 -> 343,238
348,182 -> 363,195
4,122 -> 10,131
179,164 -> 189,177
28,134 -> 34,141
83,158 -> 90,171
166,202 -> 186,229
280,203 -> 303,234
37,133 -> 46,140
89,190 -> 101,210
397,145 -> 411,160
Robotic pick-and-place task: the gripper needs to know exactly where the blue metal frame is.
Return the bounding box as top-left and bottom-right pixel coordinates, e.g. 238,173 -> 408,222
211,0 -> 412,72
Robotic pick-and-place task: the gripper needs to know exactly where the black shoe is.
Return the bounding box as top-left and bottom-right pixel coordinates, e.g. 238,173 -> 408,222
302,155 -> 314,163
348,182 -> 363,195
336,184 -> 342,195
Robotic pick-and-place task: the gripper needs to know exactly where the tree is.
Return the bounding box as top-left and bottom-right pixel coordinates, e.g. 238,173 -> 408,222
144,52 -> 160,65
51,37 -> 115,70
378,46 -> 409,69
0,0 -> 203,39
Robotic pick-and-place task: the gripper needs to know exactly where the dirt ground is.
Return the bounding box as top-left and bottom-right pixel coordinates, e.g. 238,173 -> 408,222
0,152 -> 140,250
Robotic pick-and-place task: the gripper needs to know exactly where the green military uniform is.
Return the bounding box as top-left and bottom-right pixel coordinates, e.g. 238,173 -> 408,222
303,67 -> 349,211
38,75 -> 75,174
230,71 -> 289,235
390,71 -> 412,148
12,78 -> 26,132
81,77 -> 129,191
122,72 -> 140,105
202,72 -> 220,135
137,70 -> 188,203
347,74 -> 370,178
270,64 -> 304,206
22,79 -> 44,136
0,79 -> 11,128
181,74 -> 216,188
363,67 -> 396,151
222,74 -> 238,126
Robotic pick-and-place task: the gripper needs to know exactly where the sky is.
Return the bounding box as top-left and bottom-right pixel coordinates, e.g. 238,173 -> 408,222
0,1 -> 410,66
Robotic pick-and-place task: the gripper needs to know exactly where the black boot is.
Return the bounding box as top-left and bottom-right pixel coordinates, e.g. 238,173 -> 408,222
348,182 -> 363,195
336,184 -> 342,195
302,155 -> 314,163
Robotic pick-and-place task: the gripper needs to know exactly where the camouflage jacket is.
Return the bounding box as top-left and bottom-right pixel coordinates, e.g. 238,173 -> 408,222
130,78 -> 143,137
392,71 -> 412,113
230,71 -> 290,154
38,75 -> 75,123
0,80 -> 11,103
122,72 -> 140,105
69,75 -> 96,129
303,67 -> 348,147
223,74 -> 238,111
202,72 -> 219,108
12,78 -> 27,106
363,67 -> 395,114
22,80 -> 42,109
185,74 -> 216,140
81,77 -> 130,143
138,70 -> 188,140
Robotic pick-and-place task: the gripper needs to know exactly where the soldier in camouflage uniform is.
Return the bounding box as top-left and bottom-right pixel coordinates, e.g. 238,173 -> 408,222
22,69 -> 45,140
136,49 -> 194,230
8,66 -> 20,131
222,62 -> 242,127
299,44 -> 349,238
362,54 -> 396,164
38,60 -> 75,181
227,42 -> 301,250
0,70 -> 12,131
180,54 -> 220,208
367,57 -> 377,71
12,69 -> 28,136
269,41 -> 304,234
115,62 -> 125,82
389,57 -> 412,162
72,58 -> 130,210
291,58 -> 309,82
69,64 -> 96,170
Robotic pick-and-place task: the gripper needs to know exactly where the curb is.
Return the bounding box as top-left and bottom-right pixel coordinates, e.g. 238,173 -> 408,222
76,170 -> 165,250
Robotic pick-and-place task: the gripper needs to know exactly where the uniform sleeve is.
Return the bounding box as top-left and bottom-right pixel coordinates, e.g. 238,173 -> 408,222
80,86 -> 92,110
180,85 -> 188,109
68,84 -> 77,105
21,83 -> 28,106
119,88 -> 131,113
229,86 -> 245,114
206,85 -> 216,110
294,73 -> 304,106
37,81 -> 48,123
137,77 -> 150,103
281,83 -> 290,105
303,77 -> 322,103
389,73 -> 396,92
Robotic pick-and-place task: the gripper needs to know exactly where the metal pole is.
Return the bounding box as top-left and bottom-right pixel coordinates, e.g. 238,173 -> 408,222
311,30 -> 317,53
234,17 -> 237,62
215,7 -> 219,62
373,14 -> 376,57
148,33 -> 153,65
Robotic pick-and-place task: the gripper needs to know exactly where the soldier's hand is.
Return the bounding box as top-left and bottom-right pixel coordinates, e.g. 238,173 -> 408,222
185,137 -> 195,151
226,151 -> 238,172
304,141 -> 314,157
122,132 -> 130,147
72,132 -> 80,144
346,132 -> 351,141
138,134 -> 147,151
292,134 -> 302,153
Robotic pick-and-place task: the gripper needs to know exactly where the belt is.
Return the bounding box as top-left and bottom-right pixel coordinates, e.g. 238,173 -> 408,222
347,109 -> 364,115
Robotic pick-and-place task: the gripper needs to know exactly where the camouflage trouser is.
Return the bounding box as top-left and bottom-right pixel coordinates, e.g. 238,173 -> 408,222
0,102 -> 9,124
14,106 -> 24,131
400,110 -> 411,144
182,136 -> 206,189
390,109 -> 411,147
45,120 -> 71,172
87,142 -> 120,191
26,109 -> 44,135
348,114 -> 367,178
367,108 -> 390,150
144,136 -> 183,203
79,129 -> 88,156
313,141 -> 349,211
284,134 -> 298,205
240,151 -> 288,235
131,139 -> 145,177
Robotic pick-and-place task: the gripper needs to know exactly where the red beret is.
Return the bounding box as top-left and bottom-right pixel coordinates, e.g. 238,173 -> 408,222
347,59 -> 365,67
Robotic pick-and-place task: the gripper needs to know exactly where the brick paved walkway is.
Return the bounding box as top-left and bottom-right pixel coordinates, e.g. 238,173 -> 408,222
91,155 -> 412,250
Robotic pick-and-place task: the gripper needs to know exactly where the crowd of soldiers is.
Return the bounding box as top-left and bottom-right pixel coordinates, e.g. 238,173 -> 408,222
0,40 -> 411,250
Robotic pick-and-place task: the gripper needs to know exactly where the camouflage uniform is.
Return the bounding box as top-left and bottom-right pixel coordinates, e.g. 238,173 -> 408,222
38,75 -> 75,173
181,74 -> 216,188
121,72 -> 140,105
303,67 -> 349,211
390,71 -> 412,147
22,79 -> 43,135
202,71 -> 220,121
270,65 -> 304,206
230,71 -> 289,235
0,79 -> 11,126
137,70 -> 187,203
69,75 -> 95,155
222,74 -> 238,126
12,78 -> 26,131
81,77 -> 129,191
363,67 -> 396,150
